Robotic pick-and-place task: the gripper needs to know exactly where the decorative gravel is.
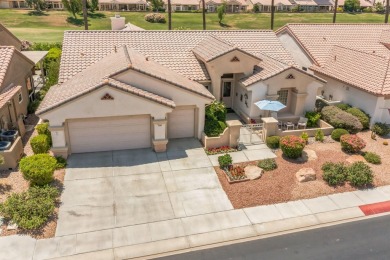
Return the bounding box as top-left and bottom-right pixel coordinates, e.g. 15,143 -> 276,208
0,114 -> 65,239
216,131 -> 390,209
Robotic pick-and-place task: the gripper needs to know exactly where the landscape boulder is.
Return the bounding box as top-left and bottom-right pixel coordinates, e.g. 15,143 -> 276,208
296,168 -> 316,183
244,165 -> 263,180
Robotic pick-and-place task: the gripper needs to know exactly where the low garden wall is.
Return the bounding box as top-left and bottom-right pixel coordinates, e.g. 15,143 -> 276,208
202,119 -> 242,149
276,120 -> 334,137
0,136 -> 23,170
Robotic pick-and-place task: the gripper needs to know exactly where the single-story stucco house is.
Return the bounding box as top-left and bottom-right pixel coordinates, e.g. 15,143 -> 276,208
36,29 -> 325,157
277,23 -> 390,125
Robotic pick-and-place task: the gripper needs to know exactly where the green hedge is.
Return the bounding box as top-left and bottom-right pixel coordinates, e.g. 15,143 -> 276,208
372,122 -> 390,136
346,107 -> 370,129
204,101 -> 227,137
331,128 -> 349,141
0,185 -> 59,230
305,111 -> 321,127
321,106 -> 362,133
30,134 -> 50,154
266,136 -> 280,149
218,154 -> 232,169
20,154 -> 57,186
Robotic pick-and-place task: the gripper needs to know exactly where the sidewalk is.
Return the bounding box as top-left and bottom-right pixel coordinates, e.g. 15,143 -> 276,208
2,186 -> 390,260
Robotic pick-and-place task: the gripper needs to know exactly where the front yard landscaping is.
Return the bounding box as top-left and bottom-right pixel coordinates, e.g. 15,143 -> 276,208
216,131 -> 390,209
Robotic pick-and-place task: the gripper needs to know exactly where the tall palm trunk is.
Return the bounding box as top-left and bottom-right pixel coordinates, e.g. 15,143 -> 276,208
386,0 -> 390,23
202,0 -> 206,30
270,0 -> 275,30
333,0 -> 338,23
168,0 -> 172,30
82,0 -> 88,30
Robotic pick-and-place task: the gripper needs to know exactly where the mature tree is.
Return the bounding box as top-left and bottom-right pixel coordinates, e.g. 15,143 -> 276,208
217,2 -> 226,24
270,0 -> 274,29
62,0 -> 82,18
386,0 -> 389,23
149,0 -> 164,11
202,0 -> 206,30
333,0 -> 338,23
168,0 -> 172,30
25,0 -> 46,12
375,1 -> 384,12
253,3 -> 260,13
82,0 -> 88,30
344,0 -> 360,12
89,0 -> 98,12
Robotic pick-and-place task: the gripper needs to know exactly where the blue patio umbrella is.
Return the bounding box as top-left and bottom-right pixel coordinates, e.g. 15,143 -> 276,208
254,100 -> 286,112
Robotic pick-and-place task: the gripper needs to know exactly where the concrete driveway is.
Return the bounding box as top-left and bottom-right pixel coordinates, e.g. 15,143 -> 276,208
56,138 -> 233,236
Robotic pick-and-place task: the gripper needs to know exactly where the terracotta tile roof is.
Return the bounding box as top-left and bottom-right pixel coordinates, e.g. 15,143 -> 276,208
277,23 -> 390,66
59,30 -> 295,83
37,46 -> 210,114
192,34 -> 261,63
0,46 -> 15,89
0,85 -> 21,109
311,46 -> 390,96
240,53 -> 326,87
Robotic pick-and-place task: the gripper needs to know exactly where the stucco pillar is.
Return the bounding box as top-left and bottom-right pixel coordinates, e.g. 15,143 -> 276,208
292,92 -> 308,116
262,117 -> 279,140
152,118 -> 168,152
49,125 -> 69,159
227,119 -> 242,148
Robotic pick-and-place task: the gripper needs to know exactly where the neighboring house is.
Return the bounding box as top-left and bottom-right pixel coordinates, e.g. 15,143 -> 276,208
204,0 -> 252,12
336,0 -> 374,8
277,23 -> 390,125
36,29 -> 324,157
163,0 -> 200,11
252,0 -> 293,12
313,0 -> 333,11
99,0 -> 148,11
291,0 -> 318,12
0,0 -> 63,9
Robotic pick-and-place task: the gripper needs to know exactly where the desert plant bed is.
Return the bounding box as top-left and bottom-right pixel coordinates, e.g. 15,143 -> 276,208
215,131 -> 390,209
205,146 -> 237,155
222,165 -> 249,184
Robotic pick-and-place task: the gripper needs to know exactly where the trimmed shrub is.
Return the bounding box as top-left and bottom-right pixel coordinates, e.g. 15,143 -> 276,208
340,134 -> 366,153
204,101 -> 227,137
331,128 -> 349,141
144,13 -> 166,23
30,134 -> 50,154
280,135 -> 306,159
372,122 -> 390,136
363,152 -> 381,164
55,156 -> 67,169
321,106 -> 363,133
20,154 -> 57,186
347,162 -> 373,187
315,129 -> 324,142
322,162 -> 348,186
305,111 -> 321,127
266,136 -> 280,149
315,99 -> 328,112
0,185 -> 59,230
218,154 -> 232,169
335,103 -> 351,111
300,132 -> 309,143
36,123 -> 52,145
346,107 -> 370,129
258,158 -> 277,171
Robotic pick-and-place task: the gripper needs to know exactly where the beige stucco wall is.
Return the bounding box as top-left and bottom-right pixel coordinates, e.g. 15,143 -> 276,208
114,70 -> 212,138
203,50 -> 260,102
317,75 -> 390,124
0,27 -> 21,49
241,68 -> 323,119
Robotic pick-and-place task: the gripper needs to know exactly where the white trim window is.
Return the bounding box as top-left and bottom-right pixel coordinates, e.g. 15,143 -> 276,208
277,89 -> 288,105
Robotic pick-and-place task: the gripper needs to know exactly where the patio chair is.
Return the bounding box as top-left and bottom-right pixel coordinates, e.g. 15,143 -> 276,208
297,117 -> 308,129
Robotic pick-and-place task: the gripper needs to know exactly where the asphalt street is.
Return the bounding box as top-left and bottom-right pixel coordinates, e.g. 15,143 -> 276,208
157,214 -> 390,260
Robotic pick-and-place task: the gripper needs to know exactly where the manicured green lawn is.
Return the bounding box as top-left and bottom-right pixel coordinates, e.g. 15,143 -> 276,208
0,9 -> 386,43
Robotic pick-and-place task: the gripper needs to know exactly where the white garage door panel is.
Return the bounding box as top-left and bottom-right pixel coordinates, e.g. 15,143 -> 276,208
168,108 -> 195,139
69,116 -> 151,153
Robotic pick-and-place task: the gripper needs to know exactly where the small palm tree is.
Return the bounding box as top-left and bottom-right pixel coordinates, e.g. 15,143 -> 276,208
333,0 -> 338,23
168,0 -> 172,30
202,0 -> 206,30
270,0 -> 275,30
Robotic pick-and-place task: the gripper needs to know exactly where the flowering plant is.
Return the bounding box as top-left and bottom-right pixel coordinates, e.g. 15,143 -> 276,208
226,165 -> 247,181
340,134 -> 366,153
206,146 -> 237,155
280,135 -> 306,159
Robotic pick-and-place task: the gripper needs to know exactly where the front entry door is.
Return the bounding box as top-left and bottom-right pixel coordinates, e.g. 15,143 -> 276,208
222,81 -> 233,108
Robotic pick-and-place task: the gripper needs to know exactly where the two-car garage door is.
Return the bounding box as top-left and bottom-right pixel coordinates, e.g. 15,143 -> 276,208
68,116 -> 151,154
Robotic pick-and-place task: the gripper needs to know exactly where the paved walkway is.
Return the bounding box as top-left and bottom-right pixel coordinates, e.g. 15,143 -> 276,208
2,187 -> 390,259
